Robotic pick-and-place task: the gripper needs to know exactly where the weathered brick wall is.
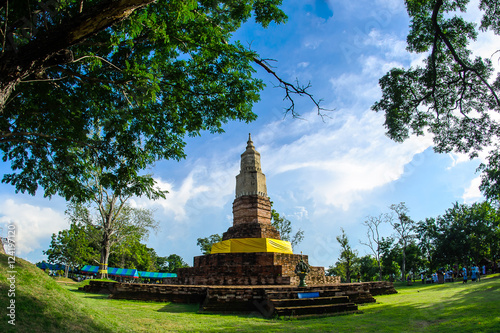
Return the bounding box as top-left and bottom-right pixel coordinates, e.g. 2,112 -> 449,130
223,195 -> 281,240
81,280 -> 397,313
232,195 -> 272,225
110,283 -> 206,303
222,223 -> 281,240
80,280 -> 118,294
176,252 -> 332,286
361,281 -> 397,295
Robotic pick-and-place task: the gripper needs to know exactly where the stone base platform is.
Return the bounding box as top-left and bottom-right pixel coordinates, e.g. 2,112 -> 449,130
174,252 -> 339,286
81,280 -> 397,317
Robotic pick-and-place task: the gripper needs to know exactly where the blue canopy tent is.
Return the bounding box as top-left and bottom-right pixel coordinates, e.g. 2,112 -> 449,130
108,267 -> 139,279
80,266 -> 179,280
81,265 -> 99,274
36,262 -> 68,271
138,271 -> 177,279
80,265 -> 139,278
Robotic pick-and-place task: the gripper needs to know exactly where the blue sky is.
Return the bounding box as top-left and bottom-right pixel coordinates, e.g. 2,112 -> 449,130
1,0 -> 498,269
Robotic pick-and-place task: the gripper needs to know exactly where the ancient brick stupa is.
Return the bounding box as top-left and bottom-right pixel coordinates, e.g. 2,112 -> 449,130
176,134 -> 334,285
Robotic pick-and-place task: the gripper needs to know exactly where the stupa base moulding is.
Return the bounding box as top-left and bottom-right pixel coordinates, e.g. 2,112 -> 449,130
174,252 -> 339,286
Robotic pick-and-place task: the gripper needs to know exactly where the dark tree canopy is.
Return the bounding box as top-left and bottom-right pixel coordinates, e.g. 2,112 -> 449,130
0,1 -> 325,201
373,0 -> 500,159
196,233 -> 222,255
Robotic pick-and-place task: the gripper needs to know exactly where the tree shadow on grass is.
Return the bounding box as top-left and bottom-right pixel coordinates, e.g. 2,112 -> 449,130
157,302 -> 268,319
157,302 -> 200,313
0,284 -> 114,333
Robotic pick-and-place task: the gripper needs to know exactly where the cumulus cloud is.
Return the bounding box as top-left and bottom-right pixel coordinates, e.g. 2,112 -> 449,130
0,199 -> 66,255
462,176 -> 483,203
258,110 -> 433,210
131,159 -> 238,224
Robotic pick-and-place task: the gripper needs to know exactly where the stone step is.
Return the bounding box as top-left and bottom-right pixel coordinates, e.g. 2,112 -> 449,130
274,302 -> 359,317
265,289 -> 341,299
269,296 -> 350,307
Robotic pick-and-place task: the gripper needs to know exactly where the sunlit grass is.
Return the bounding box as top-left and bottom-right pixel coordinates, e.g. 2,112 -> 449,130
1,253 -> 499,332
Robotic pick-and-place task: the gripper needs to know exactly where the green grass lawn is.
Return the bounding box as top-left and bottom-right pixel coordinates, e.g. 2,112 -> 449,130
1,253 -> 499,332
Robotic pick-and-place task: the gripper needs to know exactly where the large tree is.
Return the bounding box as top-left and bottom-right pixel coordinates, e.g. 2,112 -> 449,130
389,202 -> 416,281
108,233 -> 157,271
333,228 -> 359,283
360,213 -> 390,281
66,186 -> 159,278
156,254 -> 189,273
196,233 -> 222,255
433,201 -> 500,267
1,0 -> 321,201
44,221 -> 100,277
372,0 -> 500,162
415,217 -> 439,272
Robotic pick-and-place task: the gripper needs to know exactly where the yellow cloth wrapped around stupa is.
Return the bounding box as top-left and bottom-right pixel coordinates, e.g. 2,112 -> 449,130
211,238 -> 293,254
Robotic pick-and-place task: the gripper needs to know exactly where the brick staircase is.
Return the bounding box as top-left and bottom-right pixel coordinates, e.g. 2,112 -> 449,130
262,289 -> 359,318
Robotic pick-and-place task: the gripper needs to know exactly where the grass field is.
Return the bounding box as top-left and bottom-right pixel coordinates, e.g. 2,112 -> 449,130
1,254 -> 499,332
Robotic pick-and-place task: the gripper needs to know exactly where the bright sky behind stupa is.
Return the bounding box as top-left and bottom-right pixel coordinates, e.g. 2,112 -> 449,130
1,0 -> 498,268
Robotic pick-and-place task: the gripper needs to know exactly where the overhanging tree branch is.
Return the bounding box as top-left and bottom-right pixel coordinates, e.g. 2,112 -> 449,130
0,0 -> 155,111
431,0 -> 500,108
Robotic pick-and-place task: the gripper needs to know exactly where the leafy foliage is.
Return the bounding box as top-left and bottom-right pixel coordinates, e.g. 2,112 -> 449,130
67,198 -> 159,278
330,228 -> 359,283
389,202 -> 416,281
373,0 -> 500,159
156,254 -> 189,273
431,201 -> 500,267
270,205 -> 304,248
43,222 -> 100,276
358,255 -> 380,282
108,234 -> 157,271
0,0 -> 304,201
196,234 -> 222,255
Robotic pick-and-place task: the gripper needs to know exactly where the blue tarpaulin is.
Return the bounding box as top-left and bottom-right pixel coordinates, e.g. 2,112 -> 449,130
298,292 -> 320,299
81,265 -> 99,274
80,265 -> 140,278
79,266 -> 177,279
138,271 -> 177,279
36,262 -> 68,271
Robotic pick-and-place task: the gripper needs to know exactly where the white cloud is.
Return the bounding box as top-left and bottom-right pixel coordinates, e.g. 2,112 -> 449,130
131,159 -> 238,224
290,206 -> 309,220
0,199 -> 66,255
462,176 -> 483,203
259,109 -> 433,210
447,152 -> 471,169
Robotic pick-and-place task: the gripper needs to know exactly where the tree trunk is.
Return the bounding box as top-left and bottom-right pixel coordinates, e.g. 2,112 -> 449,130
0,79 -> 19,111
0,0 -> 155,111
98,233 -> 111,279
401,247 -> 406,282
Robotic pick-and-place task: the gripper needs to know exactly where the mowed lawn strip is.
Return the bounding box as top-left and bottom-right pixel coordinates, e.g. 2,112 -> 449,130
63,275 -> 500,332
1,254 -> 499,332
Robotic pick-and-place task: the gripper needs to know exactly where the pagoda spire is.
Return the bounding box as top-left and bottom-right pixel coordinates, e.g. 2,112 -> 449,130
235,134 -> 267,198
247,133 -> 254,148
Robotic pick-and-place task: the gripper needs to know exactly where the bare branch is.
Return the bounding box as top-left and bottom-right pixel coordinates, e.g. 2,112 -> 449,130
253,56 -> 331,118
71,55 -> 123,72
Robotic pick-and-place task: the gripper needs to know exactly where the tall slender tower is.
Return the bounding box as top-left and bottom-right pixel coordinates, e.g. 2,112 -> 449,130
176,134 -> 331,286
222,134 -> 281,240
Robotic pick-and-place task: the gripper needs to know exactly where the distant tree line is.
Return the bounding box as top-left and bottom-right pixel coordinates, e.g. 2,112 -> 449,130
44,206 -> 189,278
329,201 -> 500,283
